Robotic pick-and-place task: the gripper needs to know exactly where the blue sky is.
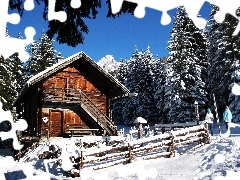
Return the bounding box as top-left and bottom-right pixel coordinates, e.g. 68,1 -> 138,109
8,1 -> 211,62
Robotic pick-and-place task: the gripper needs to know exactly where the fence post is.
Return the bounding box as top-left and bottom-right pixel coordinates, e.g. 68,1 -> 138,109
213,93 -> 221,136
47,128 -> 49,141
167,133 -> 175,158
81,151 -> 84,169
162,126 -> 165,134
203,123 -> 210,144
16,150 -> 20,162
128,143 -> 133,163
78,139 -> 83,177
78,150 -> 84,177
138,123 -> 143,139
204,122 -> 208,132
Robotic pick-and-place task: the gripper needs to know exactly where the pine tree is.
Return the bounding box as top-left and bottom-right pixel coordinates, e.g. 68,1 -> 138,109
120,46 -> 158,124
154,56 -> 170,123
0,30 -> 24,111
112,58 -> 128,124
97,55 -> 120,78
0,53 -> 23,111
135,46 -> 157,124
24,32 -> 57,81
166,6 -> 207,123
227,8 -> 240,122
207,5 -> 240,115
229,56 -> 240,122
122,47 -> 141,124
116,58 -> 128,84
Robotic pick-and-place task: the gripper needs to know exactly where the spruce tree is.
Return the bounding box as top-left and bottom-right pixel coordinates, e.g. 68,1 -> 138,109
207,5 -> 240,115
122,47 -> 141,124
97,55 -> 120,78
0,53 -> 23,111
112,58 -> 128,124
121,46 -> 158,124
166,6 -> 207,123
154,56 -> 170,123
0,30 -> 24,111
116,58 -> 128,84
229,56 -> 240,122
227,8 -> 240,122
135,46 -> 157,124
24,32 -> 57,81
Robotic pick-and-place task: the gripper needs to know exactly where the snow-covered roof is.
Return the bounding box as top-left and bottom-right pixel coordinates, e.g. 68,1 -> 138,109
134,117 -> 147,124
13,51 -> 129,105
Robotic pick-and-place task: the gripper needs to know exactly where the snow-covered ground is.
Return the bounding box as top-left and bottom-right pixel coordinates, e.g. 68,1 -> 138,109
1,121 -> 240,180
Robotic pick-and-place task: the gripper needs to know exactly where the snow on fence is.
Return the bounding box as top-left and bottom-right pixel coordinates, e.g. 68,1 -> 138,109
117,128 -> 125,136
14,142 -> 41,161
68,124 -> 209,177
154,122 -> 204,134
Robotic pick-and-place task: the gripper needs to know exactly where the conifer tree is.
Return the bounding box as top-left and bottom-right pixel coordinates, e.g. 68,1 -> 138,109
135,46 -> 157,124
9,0 -> 137,47
226,9 -> 240,122
24,32 -> 57,82
229,57 -> 240,122
122,47 -> 141,124
207,5 -> 240,115
116,59 -> 128,84
121,46 -> 158,124
166,6 -> 207,123
0,53 -> 23,111
0,30 -> 24,111
112,59 -> 128,124
154,56 -> 170,123
97,55 -> 119,78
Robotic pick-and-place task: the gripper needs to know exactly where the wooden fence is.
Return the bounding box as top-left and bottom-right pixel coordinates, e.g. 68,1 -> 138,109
14,142 -> 40,161
69,124 -> 209,177
154,121 -> 205,134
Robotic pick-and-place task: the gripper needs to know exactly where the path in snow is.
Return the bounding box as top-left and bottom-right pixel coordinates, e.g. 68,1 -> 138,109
79,136 -> 240,180
80,122 -> 240,180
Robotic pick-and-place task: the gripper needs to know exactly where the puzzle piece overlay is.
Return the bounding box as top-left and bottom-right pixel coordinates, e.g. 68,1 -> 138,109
0,0 -> 82,151
0,101 -> 28,179
1,0 -> 239,62
0,102 -> 28,150
1,1 -> 240,179
110,0 -> 240,36
0,0 -> 35,62
0,0 -> 81,62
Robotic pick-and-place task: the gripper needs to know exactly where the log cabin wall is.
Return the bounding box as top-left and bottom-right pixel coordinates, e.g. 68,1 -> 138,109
23,96 -> 30,128
42,66 -> 107,115
40,108 -> 49,137
39,66 -> 108,137
40,107 -> 92,137
31,86 -> 40,136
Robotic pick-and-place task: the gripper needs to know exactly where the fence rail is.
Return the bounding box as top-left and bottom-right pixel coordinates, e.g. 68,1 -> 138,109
68,124 -> 209,177
154,121 -> 206,134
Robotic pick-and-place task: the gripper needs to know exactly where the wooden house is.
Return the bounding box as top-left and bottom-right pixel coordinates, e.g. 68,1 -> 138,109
13,52 -> 129,139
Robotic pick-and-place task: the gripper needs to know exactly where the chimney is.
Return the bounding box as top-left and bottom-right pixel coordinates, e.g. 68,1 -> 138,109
56,52 -> 64,63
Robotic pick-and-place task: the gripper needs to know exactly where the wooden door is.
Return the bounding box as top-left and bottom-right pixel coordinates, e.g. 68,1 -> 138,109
50,110 -> 63,137
65,111 -> 82,131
